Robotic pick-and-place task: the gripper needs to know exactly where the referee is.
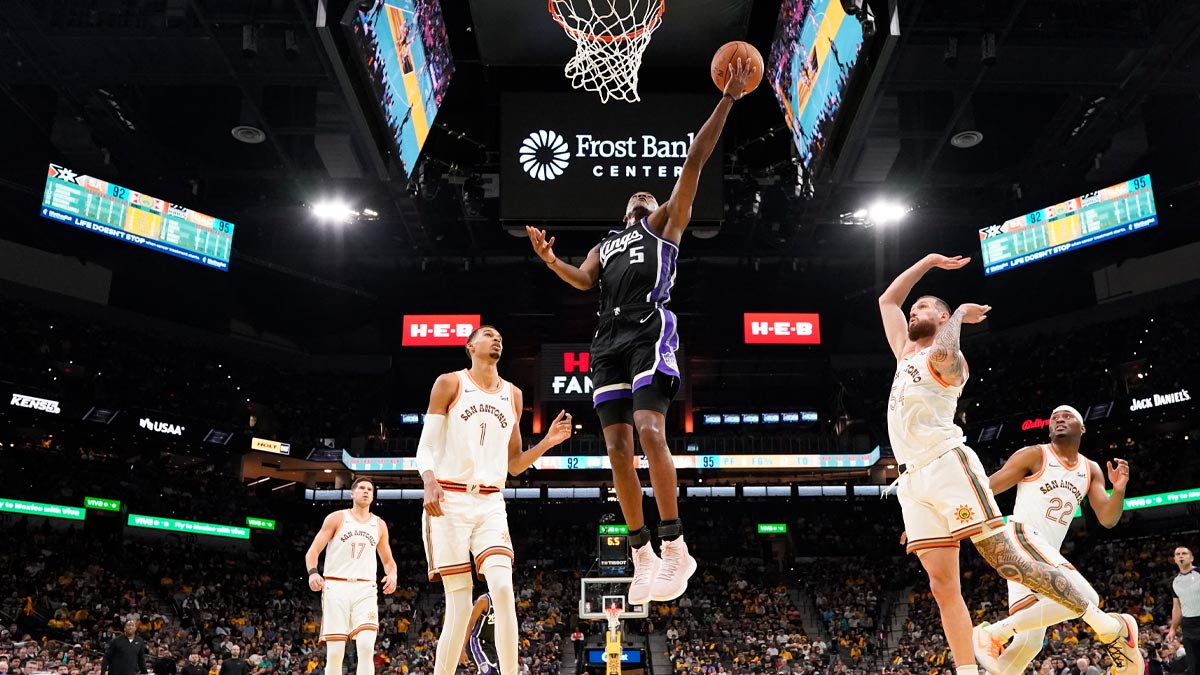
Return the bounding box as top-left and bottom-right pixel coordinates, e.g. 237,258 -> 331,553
1171,546 -> 1200,675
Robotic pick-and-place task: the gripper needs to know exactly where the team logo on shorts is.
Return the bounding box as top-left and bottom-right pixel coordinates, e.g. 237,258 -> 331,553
955,505 -> 975,523
368,612 -> 377,620
501,531 -> 511,543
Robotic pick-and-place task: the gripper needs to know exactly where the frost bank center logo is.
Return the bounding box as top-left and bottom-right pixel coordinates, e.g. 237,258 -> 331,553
517,129 -> 695,181
519,130 -> 570,181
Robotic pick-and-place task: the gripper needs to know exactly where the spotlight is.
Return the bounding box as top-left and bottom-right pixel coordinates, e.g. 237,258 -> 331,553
867,201 -> 908,225
311,200 -> 357,223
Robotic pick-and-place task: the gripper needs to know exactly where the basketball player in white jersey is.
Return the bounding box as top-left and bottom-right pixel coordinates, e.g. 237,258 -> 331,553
415,325 -> 574,675
972,404 -> 1131,675
304,477 -> 398,675
879,253 -> 1141,675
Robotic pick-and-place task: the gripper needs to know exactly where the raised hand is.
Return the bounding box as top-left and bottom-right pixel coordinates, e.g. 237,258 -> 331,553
925,254 -> 972,270
526,225 -> 557,264
956,303 -> 992,324
1107,458 -> 1130,490
723,58 -> 755,100
545,410 -> 574,446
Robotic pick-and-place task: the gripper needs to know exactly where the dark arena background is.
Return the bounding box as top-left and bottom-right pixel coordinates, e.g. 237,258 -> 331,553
1,1 -> 1200,675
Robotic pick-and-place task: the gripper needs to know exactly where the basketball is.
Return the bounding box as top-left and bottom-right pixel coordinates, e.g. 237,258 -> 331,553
711,41 -> 764,95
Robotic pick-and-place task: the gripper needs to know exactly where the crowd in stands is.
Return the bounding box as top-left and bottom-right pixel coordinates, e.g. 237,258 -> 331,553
659,559 -> 815,675
884,531 -> 1196,675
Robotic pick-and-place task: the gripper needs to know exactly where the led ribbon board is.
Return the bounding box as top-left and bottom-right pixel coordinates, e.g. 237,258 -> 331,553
341,448 -> 881,472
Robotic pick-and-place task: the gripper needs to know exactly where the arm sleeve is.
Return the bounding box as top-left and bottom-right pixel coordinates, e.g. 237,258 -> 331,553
415,414 -> 446,476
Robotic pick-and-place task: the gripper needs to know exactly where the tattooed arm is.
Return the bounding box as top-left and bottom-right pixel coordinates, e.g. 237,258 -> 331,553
928,303 -> 990,386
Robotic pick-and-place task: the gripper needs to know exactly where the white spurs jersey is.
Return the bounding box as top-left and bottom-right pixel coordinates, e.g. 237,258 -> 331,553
437,369 -> 516,488
1011,444 -> 1092,550
324,510 -> 380,580
886,346 -> 968,466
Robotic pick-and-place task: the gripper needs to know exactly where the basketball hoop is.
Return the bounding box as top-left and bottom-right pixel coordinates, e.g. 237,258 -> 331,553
548,0 -> 665,103
603,604 -> 622,631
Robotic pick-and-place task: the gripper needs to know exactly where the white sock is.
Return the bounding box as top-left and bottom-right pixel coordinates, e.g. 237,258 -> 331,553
484,564 -> 519,675
433,574 -> 474,675
997,627 -> 1047,675
957,664 -> 978,675
325,640 -> 346,675
987,599 -> 1081,638
354,631 -> 376,675
1081,604 -> 1122,638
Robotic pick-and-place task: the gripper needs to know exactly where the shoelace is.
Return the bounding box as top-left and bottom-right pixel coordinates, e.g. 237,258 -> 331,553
656,552 -> 681,579
633,553 -> 656,583
1100,637 -> 1129,669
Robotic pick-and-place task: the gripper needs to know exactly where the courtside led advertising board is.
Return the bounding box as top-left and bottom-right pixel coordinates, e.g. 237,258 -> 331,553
40,164 -> 234,270
979,174 -> 1158,275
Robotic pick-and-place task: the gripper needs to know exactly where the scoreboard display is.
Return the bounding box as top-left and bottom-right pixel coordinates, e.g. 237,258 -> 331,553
979,174 -> 1157,276
40,163 -> 234,271
597,524 -> 629,574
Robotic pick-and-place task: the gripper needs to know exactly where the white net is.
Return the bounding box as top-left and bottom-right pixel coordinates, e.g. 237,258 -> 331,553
549,0 -> 665,103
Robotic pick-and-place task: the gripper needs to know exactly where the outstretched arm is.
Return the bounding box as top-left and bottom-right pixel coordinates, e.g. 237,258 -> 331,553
877,254 -> 970,359
1087,458 -> 1129,528
651,60 -> 755,242
928,302 -> 989,386
507,387 -> 574,474
527,226 -> 600,290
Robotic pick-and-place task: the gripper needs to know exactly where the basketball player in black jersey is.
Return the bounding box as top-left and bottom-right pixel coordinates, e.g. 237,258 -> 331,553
526,59 -> 754,605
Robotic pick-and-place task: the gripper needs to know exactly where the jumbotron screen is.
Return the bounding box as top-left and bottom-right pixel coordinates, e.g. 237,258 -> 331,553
40,163 -> 234,271
979,174 -> 1158,276
767,0 -> 865,173
346,0 -> 454,177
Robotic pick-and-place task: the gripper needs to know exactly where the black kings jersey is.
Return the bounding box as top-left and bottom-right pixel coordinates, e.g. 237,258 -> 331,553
597,218 -> 679,313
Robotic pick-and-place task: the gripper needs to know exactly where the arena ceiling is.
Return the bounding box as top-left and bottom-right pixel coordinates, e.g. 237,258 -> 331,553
0,0 -> 1199,347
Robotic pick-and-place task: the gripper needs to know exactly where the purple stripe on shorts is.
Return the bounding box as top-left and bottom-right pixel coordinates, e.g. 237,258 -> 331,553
469,638 -> 493,671
592,387 -> 633,406
656,309 -> 680,378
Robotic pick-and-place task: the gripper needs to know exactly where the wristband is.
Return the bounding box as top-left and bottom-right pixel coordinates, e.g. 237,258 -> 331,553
546,258 -> 558,266
722,93 -> 735,102
307,568 -> 319,577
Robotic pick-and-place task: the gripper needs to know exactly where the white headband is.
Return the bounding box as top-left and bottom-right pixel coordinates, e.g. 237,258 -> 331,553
1052,405 -> 1084,424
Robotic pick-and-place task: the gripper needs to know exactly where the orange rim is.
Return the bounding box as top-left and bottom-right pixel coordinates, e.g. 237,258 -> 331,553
548,0 -> 665,43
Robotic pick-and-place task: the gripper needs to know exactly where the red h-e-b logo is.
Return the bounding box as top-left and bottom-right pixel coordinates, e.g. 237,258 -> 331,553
743,313 -> 821,345
562,351 -> 590,373
402,314 -> 482,347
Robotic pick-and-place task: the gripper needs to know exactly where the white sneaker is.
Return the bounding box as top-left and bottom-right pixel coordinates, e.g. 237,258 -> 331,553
650,536 -> 697,602
972,623 -> 1005,675
626,543 -> 660,606
1097,613 -> 1143,675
